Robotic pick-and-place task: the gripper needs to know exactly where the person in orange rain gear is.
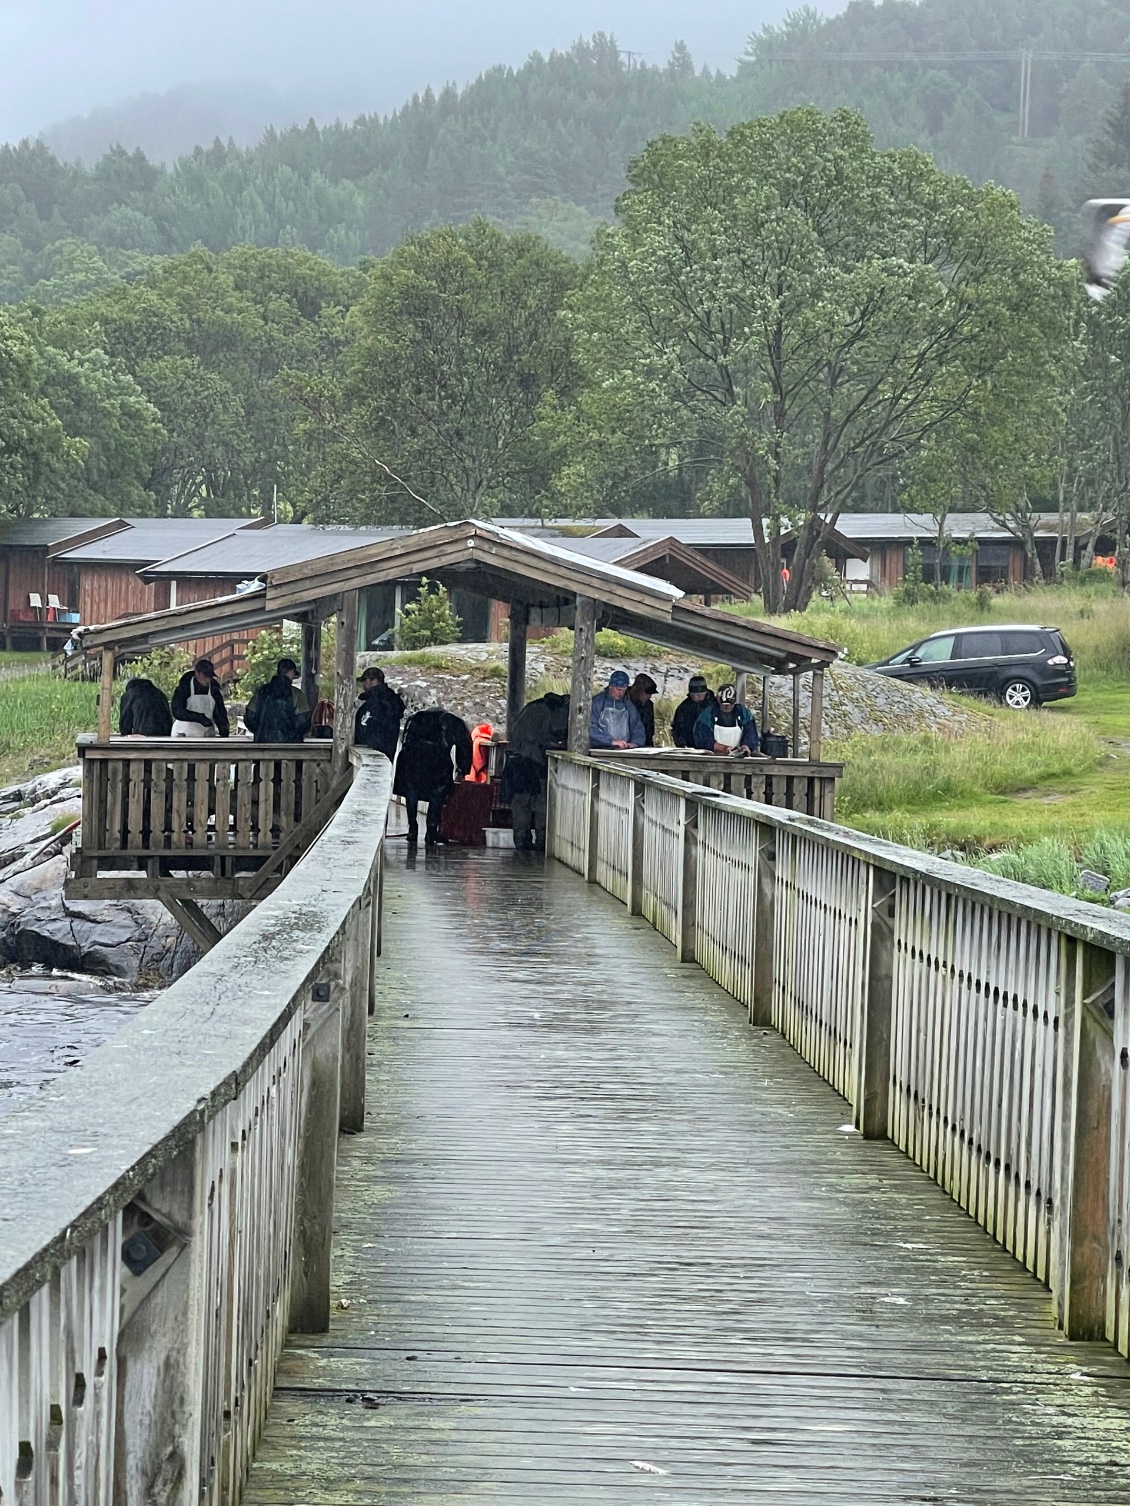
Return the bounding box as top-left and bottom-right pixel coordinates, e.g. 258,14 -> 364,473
468,722 -> 493,782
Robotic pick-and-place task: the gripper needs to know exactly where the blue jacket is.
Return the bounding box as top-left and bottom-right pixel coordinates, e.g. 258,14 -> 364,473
589,689 -> 646,749
693,702 -> 759,753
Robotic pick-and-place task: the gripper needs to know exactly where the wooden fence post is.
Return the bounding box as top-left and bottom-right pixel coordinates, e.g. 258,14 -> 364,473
1056,938 -> 1117,1340
289,984 -> 343,1334
339,908 -> 369,1135
627,779 -> 645,916
331,591 -> 358,777
584,765 -> 601,883
751,823 -> 776,1026
114,1139 -> 207,1505
855,867 -> 896,1138
677,796 -> 698,963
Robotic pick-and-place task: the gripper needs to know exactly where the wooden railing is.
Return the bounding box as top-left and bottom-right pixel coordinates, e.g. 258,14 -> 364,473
548,753 -> 1130,1353
69,737 -> 341,901
590,747 -> 842,819
1,750 -> 390,1506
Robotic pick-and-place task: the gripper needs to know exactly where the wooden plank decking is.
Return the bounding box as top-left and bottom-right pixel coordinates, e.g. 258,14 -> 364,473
244,849 -> 1130,1504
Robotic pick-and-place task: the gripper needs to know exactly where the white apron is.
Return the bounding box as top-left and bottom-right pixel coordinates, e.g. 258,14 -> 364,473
172,688 -> 217,738
713,720 -> 742,752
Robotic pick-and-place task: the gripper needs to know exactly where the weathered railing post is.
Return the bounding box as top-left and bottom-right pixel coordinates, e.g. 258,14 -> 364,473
751,823 -> 776,1026
677,795 -> 699,963
114,1144 -> 207,1505
339,904 -> 371,1135
627,778 -> 645,916
584,765 -> 601,883
1056,938 -> 1118,1339
289,981 -> 343,1334
855,867 -> 897,1138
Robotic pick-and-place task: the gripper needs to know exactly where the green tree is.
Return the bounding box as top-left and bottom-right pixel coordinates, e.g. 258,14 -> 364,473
0,309 -> 87,517
305,219 -> 579,523
569,107 -> 1073,611
394,578 -> 462,648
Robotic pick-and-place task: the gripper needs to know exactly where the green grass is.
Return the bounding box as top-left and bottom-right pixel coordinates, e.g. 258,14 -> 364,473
0,671 -> 97,787
0,651 -> 51,669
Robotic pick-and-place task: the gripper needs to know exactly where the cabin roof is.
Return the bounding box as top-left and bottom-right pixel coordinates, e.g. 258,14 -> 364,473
52,517 -> 262,566
140,523 -> 414,580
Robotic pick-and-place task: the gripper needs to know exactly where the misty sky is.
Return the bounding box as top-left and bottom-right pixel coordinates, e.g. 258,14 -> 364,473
0,0 -> 846,142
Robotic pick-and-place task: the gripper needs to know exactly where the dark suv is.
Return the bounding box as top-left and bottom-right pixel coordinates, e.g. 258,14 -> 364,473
867,624 -> 1076,708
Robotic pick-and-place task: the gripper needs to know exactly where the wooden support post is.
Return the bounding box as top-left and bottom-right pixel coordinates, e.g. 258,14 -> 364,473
676,796 -> 699,963
301,619 -> 320,716
809,668 -> 825,761
584,765 -> 601,883
289,983 -> 343,1334
855,868 -> 896,1137
569,590 -> 596,749
751,823 -> 776,1026
1056,939 -> 1117,1340
733,670 -> 747,707
97,647 -> 114,741
331,590 -> 359,776
760,675 -> 770,736
114,1137 -> 207,1505
339,911 -> 369,1135
506,600 -> 529,737
791,675 -> 801,758
160,896 -> 222,953
627,779 -> 645,916
567,594 -> 597,755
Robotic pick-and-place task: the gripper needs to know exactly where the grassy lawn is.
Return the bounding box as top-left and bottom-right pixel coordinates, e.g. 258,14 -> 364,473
0,671 -> 97,788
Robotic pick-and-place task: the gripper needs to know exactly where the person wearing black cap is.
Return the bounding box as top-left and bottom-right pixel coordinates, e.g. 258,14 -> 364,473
693,682 -> 759,756
672,675 -> 714,748
627,673 -> 658,747
589,669 -> 646,750
171,658 -> 229,738
245,658 -> 309,743
354,666 -> 405,759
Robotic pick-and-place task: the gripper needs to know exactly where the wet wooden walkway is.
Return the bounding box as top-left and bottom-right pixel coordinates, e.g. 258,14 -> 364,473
245,849 -> 1130,1504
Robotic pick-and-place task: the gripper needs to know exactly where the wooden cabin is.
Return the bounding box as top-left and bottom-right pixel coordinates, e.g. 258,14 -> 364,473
0,518 -> 125,649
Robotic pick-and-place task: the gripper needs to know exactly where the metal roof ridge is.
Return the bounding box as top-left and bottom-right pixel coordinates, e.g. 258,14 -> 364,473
475,520 -> 683,601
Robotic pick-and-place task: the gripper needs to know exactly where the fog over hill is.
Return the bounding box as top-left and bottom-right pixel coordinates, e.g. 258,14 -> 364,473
4,0 -> 843,155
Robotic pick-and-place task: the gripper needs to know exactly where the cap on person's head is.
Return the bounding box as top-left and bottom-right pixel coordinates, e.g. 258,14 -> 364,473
717,682 -> 737,705
194,658 -> 215,677
609,670 -> 630,689
359,666 -> 383,685
631,673 -> 657,696
688,675 -> 709,695
277,657 -> 299,675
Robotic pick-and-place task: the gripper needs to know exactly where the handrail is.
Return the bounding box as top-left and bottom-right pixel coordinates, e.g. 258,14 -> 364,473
548,751 -> 1130,1361
0,749 -> 391,1504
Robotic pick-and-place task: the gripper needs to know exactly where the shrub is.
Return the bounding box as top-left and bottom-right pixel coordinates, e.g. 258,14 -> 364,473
124,646 -> 191,699
395,578 -> 461,649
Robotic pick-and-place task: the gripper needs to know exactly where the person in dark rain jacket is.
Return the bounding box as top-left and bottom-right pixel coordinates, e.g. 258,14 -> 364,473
393,707 -> 473,845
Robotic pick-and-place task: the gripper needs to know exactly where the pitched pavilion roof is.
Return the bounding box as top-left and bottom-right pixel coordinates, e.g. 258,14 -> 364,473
77,519 -> 838,675
140,523 -> 413,580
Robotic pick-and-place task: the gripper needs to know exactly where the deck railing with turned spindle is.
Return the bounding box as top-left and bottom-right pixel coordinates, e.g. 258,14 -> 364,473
0,750 -> 391,1506
69,736 -> 343,901
548,751 -> 1130,1357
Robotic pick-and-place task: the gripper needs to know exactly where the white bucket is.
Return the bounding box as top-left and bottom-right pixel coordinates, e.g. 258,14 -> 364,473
483,827 -> 514,849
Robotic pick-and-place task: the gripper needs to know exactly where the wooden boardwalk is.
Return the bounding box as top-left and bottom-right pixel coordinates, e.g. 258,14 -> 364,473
245,849 -> 1130,1504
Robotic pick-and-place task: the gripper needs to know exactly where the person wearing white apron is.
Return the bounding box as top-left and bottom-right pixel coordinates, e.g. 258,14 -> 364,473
691,682 -> 759,756
170,658 -> 230,738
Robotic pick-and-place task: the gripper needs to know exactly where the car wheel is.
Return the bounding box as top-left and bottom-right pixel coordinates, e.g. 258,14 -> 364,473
1001,678 -> 1039,710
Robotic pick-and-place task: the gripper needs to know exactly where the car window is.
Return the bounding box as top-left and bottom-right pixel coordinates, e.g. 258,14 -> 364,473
916,634 -> 955,663
957,631 -> 1002,659
886,644 -> 922,665
1053,632 -> 1073,658
1000,630 -> 1042,656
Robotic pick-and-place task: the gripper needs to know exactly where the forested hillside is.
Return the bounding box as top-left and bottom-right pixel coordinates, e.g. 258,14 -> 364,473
3,3 -> 1130,303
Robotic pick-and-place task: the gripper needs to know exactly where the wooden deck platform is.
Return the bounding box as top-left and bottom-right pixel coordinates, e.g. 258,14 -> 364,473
244,849 -> 1130,1504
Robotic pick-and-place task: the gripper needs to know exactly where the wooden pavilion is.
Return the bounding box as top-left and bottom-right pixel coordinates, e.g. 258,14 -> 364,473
70,521 -> 841,931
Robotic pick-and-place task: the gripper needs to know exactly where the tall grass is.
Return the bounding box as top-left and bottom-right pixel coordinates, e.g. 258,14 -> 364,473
0,671 -> 97,786
833,711 -> 1101,817
970,829 -> 1130,902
